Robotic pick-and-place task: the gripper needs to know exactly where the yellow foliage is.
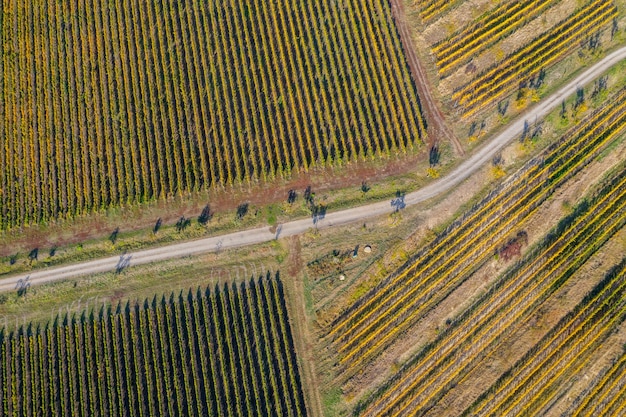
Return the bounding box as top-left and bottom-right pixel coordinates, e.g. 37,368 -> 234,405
348,283 -> 370,304
531,90 -> 540,103
427,167 -> 440,178
387,211 -> 402,228
495,46 -> 504,61
491,165 -> 506,179
515,88 -> 529,110
304,227 -> 320,240
574,103 -> 588,121
445,22 -> 456,37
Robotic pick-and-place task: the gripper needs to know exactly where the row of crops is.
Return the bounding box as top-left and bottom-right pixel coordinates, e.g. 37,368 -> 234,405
0,0 -> 425,230
418,0 -> 464,24
453,0 -> 618,117
433,0 -> 562,76
0,275 -> 307,417
329,87 -> 626,381
359,162 -> 626,416
417,0 -> 618,118
355,146 -> 626,417
465,258 -> 626,416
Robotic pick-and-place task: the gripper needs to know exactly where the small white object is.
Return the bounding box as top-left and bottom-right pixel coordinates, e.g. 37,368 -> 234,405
339,275 -> 345,281
364,245 -> 372,253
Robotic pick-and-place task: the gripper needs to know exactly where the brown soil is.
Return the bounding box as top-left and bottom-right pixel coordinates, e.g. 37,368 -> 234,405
389,0 -> 465,155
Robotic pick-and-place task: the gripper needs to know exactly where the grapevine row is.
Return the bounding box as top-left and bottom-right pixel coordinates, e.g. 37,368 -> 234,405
572,329 -> 626,416
464,258 -> 626,416
0,274 -> 307,416
0,0 -> 425,230
331,88 -> 626,375
418,0 -> 463,24
356,130 -> 626,416
453,0 -> 617,117
433,0 -> 561,76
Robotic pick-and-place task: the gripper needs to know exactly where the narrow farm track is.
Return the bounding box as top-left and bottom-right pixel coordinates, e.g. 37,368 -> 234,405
1,47 -> 626,292
388,0 -> 464,155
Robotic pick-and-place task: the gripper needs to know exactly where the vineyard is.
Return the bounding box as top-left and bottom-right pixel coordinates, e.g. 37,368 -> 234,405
433,0 -> 562,76
453,0 -> 618,117
464,258 -> 626,416
0,274 -> 307,417
415,0 -> 619,117
353,147 -> 626,417
316,85 -> 626,415
329,87 -> 626,378
0,0 -> 425,230
418,0 -> 464,24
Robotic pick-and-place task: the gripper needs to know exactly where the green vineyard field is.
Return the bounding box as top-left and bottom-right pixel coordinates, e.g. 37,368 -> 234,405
0,274 -> 307,417
0,0 -> 425,230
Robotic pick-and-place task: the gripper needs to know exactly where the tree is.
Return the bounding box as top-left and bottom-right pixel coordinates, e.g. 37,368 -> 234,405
28,248 -> 39,262
287,189 -> 297,204
429,145 -> 440,167
531,119 -> 544,140
304,186 -> 313,205
153,218 -> 162,234
176,216 -> 191,231
575,87 -> 585,109
521,120 -> 530,142
109,228 -> 120,244
236,203 -> 249,220
198,204 -> 213,225
497,100 -> 509,116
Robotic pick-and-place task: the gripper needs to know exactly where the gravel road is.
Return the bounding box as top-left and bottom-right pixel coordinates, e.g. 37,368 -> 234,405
2,47 -> 626,292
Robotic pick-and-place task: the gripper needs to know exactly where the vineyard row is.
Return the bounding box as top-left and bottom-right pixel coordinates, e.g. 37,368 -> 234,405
0,0 -> 425,230
360,156 -> 626,417
0,274 -> 307,417
465,258 -> 626,416
331,87 -> 626,378
453,0 -> 617,117
433,0 -> 561,76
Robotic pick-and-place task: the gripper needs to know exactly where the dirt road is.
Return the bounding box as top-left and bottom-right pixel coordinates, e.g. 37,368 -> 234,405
1,47 -> 625,292
388,0 -> 465,155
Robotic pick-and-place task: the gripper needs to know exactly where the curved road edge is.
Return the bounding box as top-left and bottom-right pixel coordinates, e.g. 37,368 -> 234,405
2,47 -> 626,292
